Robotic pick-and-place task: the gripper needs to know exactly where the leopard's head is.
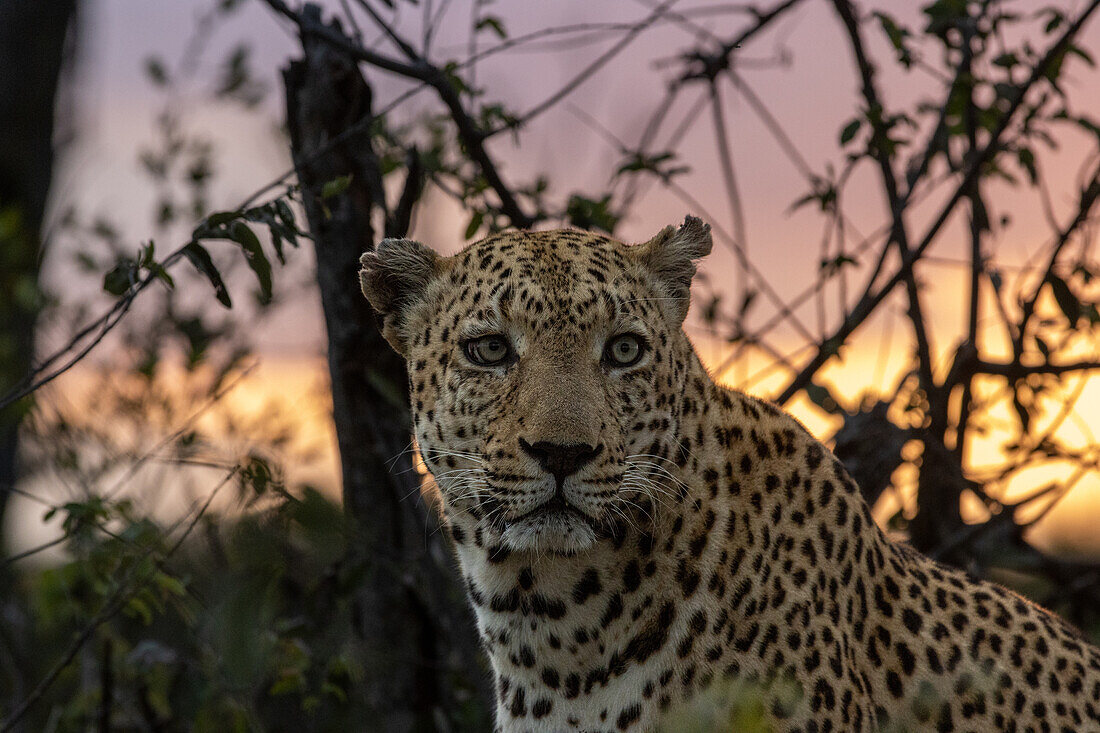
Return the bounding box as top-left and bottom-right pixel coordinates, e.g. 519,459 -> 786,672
360,218 -> 712,555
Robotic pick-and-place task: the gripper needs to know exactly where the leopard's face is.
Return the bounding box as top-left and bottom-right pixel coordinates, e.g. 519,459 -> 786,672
361,222 -> 712,556
411,233 -> 693,555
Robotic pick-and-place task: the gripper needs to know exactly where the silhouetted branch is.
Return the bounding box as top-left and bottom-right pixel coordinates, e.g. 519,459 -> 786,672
831,0 -> 935,400
974,359 -> 1100,379
262,0 -> 535,227
707,79 -> 749,344
387,146 -> 423,238
955,16 -> 988,461
97,638 -> 113,733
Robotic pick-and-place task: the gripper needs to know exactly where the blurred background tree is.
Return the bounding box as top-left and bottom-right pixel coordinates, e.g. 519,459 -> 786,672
2,0 -> 1100,731
0,0 -> 76,568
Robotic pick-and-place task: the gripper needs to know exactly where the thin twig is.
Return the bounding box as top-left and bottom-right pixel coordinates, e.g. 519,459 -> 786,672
973,359 -> 1100,378
1,534 -> 68,567
831,0 -> 936,401
500,0 -> 680,134
955,15 -> 985,460
707,78 -> 749,362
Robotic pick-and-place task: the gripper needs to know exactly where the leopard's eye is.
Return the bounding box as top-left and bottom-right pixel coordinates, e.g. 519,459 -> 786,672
605,334 -> 644,367
464,335 -> 512,366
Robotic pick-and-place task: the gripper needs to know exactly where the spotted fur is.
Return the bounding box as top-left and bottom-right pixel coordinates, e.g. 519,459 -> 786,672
360,218 -> 1100,732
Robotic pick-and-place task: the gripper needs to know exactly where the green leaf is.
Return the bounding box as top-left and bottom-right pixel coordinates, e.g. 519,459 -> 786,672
873,12 -> 913,67
144,57 -> 169,86
274,199 -> 301,240
126,596 -> 154,626
464,211 -> 484,240
475,15 -> 507,39
269,673 -> 304,696
182,241 -> 233,308
229,222 -> 272,303
805,382 -> 839,414
321,175 -> 352,200
1016,147 -> 1038,185
1069,44 -> 1096,68
1044,273 -> 1081,325
565,194 -> 619,233
1041,8 -> 1064,34
153,571 -> 187,598
839,119 -> 861,145
103,261 -> 135,295
205,210 -> 243,227
150,263 -> 175,289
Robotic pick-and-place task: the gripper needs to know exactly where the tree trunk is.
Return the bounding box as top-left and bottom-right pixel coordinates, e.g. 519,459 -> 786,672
282,7 -> 490,731
0,4 -> 77,726
0,0 -> 76,552
909,438 -> 968,559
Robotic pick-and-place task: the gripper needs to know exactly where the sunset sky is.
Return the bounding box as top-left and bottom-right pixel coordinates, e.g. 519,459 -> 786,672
9,0 -> 1100,560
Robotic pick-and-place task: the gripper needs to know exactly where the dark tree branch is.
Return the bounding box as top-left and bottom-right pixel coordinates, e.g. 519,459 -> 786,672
831,0 -> 935,402
707,78 -> 750,345
387,146 -> 423,238
96,639 -> 113,733
260,0 -> 535,228
973,359 -> 1100,379
955,17 -> 987,462
776,0 -> 1100,406
678,0 -> 806,83
720,0 -> 804,56
281,13 -> 489,729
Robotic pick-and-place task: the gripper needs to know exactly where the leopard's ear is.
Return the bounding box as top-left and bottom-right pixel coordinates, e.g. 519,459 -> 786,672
633,216 -> 713,324
359,237 -> 442,356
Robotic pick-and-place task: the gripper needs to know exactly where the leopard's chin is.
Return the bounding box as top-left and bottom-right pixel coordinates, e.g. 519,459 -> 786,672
500,509 -> 598,555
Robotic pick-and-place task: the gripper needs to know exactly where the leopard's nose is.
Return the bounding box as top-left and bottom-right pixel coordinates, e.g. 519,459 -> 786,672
518,439 -> 603,484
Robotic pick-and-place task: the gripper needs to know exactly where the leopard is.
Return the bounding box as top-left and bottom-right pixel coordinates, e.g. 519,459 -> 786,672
359,217 -> 1100,732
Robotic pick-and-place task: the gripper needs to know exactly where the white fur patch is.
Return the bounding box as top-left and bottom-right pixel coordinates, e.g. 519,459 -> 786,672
501,510 -> 598,555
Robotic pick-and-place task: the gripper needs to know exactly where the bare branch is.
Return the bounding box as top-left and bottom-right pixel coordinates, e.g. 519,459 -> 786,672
388,146 -> 424,238
831,0 -> 935,401
973,359 -> 1100,379
955,17 -> 987,459
707,79 -> 749,357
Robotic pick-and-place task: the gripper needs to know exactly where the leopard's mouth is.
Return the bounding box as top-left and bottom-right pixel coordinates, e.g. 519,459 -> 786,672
509,493 -> 595,526
499,493 -> 600,554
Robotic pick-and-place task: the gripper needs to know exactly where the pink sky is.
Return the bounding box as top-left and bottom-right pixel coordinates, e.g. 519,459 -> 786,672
18,0 -> 1100,557
55,0 -> 1100,355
